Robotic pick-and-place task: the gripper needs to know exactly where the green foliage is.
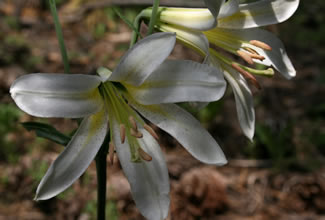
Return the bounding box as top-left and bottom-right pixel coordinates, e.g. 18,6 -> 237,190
0,104 -> 22,163
84,199 -> 119,220
246,122 -> 299,170
28,160 -> 49,185
113,7 -> 141,37
198,101 -> 224,123
3,15 -> 20,30
22,121 -> 71,146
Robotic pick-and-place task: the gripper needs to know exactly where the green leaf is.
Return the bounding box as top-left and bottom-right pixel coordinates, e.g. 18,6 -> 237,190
113,7 -> 142,38
22,122 -> 71,146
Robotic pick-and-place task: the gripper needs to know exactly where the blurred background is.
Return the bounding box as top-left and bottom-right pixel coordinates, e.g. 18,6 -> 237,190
0,0 -> 324,219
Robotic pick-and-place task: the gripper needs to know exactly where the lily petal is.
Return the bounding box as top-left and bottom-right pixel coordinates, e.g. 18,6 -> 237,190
109,32 -> 176,86
131,102 -> 227,165
10,73 -> 102,118
210,57 -> 255,140
126,60 -> 226,105
157,23 -> 209,58
156,7 -> 216,31
208,28 -> 295,78
218,0 -> 300,29
245,28 -> 296,79
218,0 -> 239,19
112,117 -> 170,220
204,0 -> 224,19
35,108 -> 108,200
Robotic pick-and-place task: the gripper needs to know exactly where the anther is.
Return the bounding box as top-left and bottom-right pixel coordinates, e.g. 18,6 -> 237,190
249,40 -> 272,51
130,128 -> 143,138
109,142 -> 115,165
129,116 -> 138,131
144,124 -> 159,141
237,50 -> 254,65
244,47 -> 259,55
231,63 -> 261,90
249,53 -> 265,61
138,148 -> 152,161
120,124 -> 126,144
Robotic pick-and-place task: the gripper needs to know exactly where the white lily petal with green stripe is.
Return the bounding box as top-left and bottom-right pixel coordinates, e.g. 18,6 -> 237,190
211,27 -> 295,78
210,57 -> 255,140
218,0 -> 300,29
218,0 -> 239,19
125,60 -> 226,105
10,73 -> 103,118
204,0 -> 224,19
108,32 -> 176,86
35,108 -> 108,200
111,117 -> 170,220
132,102 -> 227,165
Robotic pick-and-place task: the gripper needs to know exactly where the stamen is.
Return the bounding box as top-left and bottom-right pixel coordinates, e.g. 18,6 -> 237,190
138,148 -> 152,161
231,63 -> 261,90
249,53 -> 265,61
109,141 -> 115,165
237,50 -> 254,65
249,40 -> 272,51
244,47 -> 259,55
144,124 -> 159,141
129,116 -> 138,131
130,128 -> 143,138
120,124 -> 126,144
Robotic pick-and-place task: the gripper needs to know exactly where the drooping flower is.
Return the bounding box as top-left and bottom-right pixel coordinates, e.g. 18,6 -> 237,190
143,0 -> 299,140
10,32 -> 227,220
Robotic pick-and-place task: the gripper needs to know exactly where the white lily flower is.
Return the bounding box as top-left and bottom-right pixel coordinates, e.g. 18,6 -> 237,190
10,32 -> 227,220
145,0 -> 299,140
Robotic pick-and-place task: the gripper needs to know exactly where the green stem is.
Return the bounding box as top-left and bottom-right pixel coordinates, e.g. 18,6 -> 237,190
95,134 -> 110,220
49,0 -> 70,74
147,0 -> 160,36
130,12 -> 144,48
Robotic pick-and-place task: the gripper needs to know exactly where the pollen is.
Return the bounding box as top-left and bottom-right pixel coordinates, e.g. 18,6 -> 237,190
249,40 -> 272,51
144,124 -> 159,140
138,148 -> 152,161
129,116 -> 138,131
237,50 -> 254,65
130,128 -> 143,138
109,141 -> 115,165
231,63 -> 261,90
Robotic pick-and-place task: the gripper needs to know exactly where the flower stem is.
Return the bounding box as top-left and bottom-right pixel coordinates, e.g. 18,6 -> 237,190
95,134 -> 110,220
130,12 -> 143,48
147,0 -> 160,36
49,0 -> 70,74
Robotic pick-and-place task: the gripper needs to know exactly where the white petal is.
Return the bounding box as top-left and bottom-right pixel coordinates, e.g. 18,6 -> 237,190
131,102 -> 227,165
204,0 -> 224,19
211,28 -> 295,78
218,0 -> 300,29
111,117 -> 170,220
35,108 -> 109,200
247,28 -> 296,79
210,57 -> 255,140
10,73 -> 102,118
157,7 -> 216,31
109,32 -> 176,86
218,0 -> 239,19
126,60 -> 226,105
157,23 -> 209,57
97,66 -> 112,82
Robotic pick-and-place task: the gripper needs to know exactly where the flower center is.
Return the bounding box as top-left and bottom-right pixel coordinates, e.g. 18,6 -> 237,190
99,81 -> 158,163
204,29 -> 275,88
